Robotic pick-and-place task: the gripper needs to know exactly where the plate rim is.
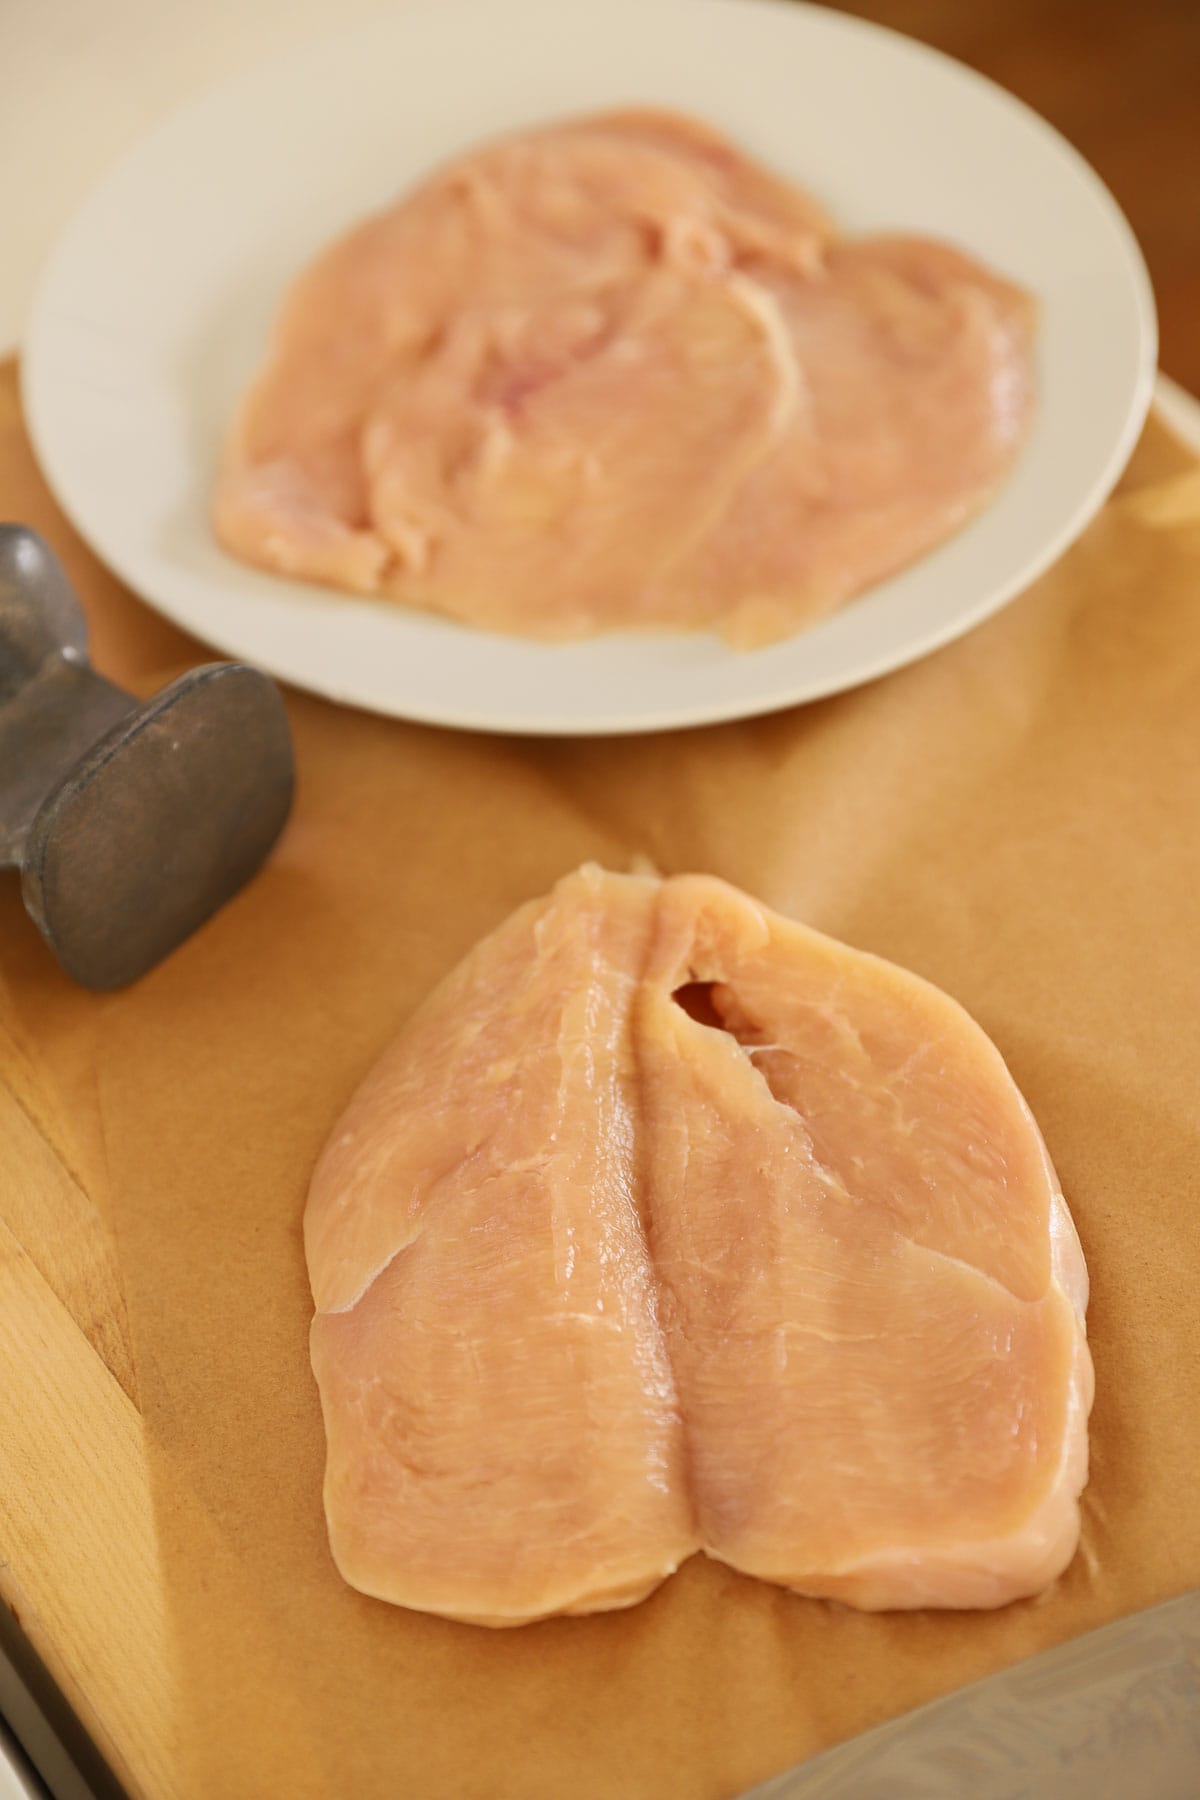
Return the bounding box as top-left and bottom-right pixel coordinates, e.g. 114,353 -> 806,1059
21,0 -> 1158,737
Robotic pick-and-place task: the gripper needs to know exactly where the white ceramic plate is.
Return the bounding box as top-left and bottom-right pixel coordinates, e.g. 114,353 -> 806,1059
23,0 -> 1156,736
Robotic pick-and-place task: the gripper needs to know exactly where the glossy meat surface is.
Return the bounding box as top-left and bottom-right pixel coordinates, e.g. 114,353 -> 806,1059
306,869 -> 1090,1622
216,112 -> 1034,643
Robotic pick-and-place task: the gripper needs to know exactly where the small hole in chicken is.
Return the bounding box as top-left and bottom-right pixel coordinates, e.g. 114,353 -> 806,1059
671,981 -> 725,1030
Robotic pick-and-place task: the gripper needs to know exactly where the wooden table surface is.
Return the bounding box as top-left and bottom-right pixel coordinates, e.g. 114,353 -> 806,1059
0,6 -> 1196,1794
829,0 -> 1200,393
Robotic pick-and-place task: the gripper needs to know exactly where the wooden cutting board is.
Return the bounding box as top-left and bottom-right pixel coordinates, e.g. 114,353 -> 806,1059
4,352 -> 1200,1800
0,1079 -> 174,1796
0,361 -> 183,1797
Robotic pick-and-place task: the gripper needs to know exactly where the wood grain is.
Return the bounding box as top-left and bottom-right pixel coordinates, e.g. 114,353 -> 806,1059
0,1085 -> 135,1403
0,1209 -> 174,1799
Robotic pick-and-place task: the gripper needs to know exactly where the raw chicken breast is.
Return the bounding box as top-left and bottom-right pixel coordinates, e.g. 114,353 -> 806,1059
664,239 -> 1034,645
640,876 -> 1091,1609
216,111 -> 1033,643
305,869 -> 1091,1623
307,877 -> 693,1624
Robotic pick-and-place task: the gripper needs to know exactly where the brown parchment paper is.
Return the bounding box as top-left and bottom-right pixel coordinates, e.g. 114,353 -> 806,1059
2,355 -> 1200,1799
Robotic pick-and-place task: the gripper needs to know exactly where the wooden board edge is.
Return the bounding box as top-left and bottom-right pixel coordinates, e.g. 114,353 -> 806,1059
0,1212 -> 180,1800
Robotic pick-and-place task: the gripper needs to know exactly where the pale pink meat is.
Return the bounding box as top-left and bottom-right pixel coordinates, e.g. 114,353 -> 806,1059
215,111 -> 1033,642
305,869 -> 1091,1625
307,877 -> 693,1625
664,239 -> 1034,645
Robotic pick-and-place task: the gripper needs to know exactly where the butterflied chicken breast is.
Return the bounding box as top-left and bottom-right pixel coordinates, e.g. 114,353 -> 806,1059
306,869 -> 1091,1624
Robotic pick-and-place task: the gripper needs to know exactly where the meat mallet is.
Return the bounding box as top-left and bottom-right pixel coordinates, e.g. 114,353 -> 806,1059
0,525 -> 294,989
